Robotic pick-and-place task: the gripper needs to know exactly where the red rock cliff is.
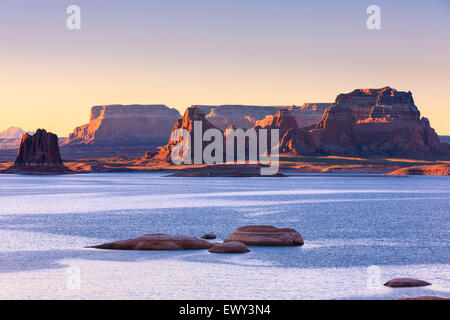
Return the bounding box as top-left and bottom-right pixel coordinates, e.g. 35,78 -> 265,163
264,87 -> 442,157
154,107 -> 220,162
63,104 -> 181,147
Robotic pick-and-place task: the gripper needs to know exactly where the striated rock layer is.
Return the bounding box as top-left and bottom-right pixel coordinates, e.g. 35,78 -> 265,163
262,87 -> 442,157
3,129 -> 71,174
194,104 -> 330,130
146,87 -> 443,163
63,104 -> 181,148
255,103 -> 330,129
194,105 -> 286,130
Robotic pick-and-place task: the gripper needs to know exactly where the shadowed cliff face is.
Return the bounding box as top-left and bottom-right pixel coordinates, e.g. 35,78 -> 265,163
62,105 -> 181,147
2,129 -> 71,174
260,87 -> 442,157
15,129 -> 63,167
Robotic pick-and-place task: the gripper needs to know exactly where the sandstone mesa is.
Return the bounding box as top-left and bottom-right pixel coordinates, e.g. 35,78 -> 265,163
63,104 -> 181,148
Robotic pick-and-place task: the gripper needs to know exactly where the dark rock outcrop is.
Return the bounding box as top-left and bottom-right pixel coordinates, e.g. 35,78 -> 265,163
399,296 -> 449,300
225,225 -> 304,246
3,129 -> 70,174
201,233 -> 217,239
87,234 -> 214,250
384,278 -> 431,288
208,242 -> 250,253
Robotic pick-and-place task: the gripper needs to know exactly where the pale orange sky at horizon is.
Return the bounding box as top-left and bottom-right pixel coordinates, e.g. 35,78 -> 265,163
1,0 -> 449,136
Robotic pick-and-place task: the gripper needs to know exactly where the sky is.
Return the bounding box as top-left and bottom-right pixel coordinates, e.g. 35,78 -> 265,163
0,0 -> 449,136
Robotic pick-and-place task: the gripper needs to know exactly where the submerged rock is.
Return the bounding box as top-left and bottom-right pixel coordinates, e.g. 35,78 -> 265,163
201,233 -> 217,239
87,234 -> 213,250
399,296 -> 448,300
225,225 -> 304,246
384,278 -> 431,288
208,242 -> 250,253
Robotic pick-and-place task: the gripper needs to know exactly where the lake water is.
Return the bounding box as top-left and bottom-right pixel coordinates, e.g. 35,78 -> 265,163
0,173 -> 449,299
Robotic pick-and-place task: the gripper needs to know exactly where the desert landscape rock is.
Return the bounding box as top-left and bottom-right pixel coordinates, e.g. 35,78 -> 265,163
88,234 -> 214,250
142,87 -> 445,169
384,278 -> 431,287
194,105 -> 287,130
201,233 -> 217,239
225,225 -> 304,246
208,241 -> 250,253
256,103 -> 330,129
193,104 -> 330,130
153,107 -> 220,163
2,129 -> 70,174
386,164 -> 450,176
265,87 -> 442,157
63,104 -> 181,148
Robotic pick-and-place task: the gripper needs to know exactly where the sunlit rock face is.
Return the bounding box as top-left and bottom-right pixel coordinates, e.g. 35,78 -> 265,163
256,103 -> 330,129
193,104 -> 330,131
194,105 -> 288,130
62,105 -> 181,147
315,87 -> 441,155
257,109 -> 321,155
263,87 -> 441,156
154,106 -> 220,162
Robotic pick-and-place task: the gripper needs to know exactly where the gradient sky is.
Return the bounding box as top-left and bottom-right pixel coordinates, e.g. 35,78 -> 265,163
0,0 -> 449,136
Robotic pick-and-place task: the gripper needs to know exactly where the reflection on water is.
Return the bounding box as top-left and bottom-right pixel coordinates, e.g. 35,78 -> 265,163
0,173 -> 448,299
